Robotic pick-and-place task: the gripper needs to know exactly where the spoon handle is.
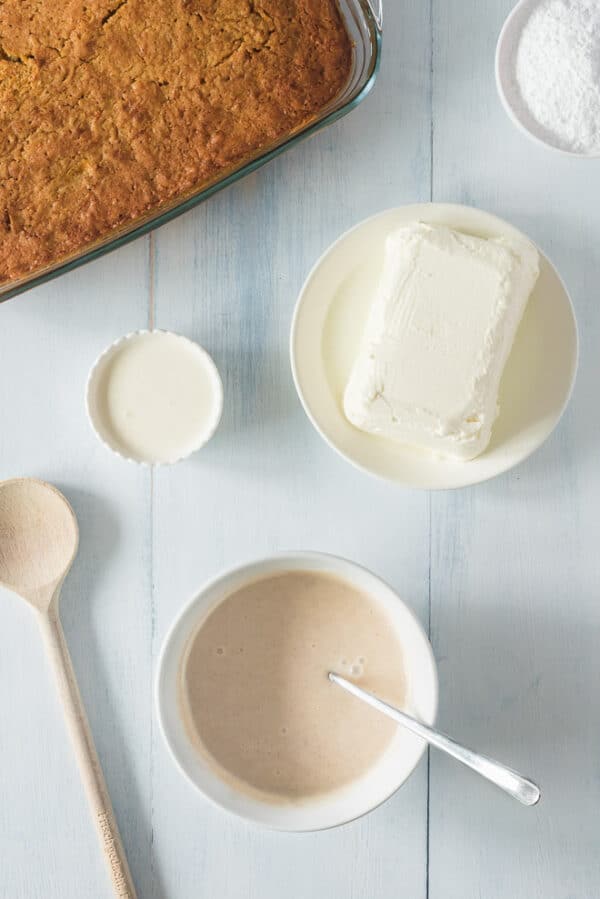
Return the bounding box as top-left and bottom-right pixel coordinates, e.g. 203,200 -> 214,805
329,673 -> 540,807
39,609 -> 137,898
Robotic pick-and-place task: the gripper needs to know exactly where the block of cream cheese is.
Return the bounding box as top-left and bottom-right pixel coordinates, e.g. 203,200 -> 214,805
343,223 -> 540,460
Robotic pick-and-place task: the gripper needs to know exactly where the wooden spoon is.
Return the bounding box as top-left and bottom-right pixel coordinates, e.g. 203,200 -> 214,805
0,478 -> 137,898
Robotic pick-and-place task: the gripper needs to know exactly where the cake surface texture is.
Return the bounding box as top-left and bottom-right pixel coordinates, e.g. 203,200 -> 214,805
0,0 -> 352,283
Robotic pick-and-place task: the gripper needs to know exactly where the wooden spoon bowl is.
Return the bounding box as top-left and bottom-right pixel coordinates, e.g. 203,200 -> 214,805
0,478 -> 78,606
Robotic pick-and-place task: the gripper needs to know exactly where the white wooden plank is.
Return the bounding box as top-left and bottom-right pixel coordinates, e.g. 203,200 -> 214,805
150,2 -> 433,896
430,1 -> 600,897
0,244 -> 152,898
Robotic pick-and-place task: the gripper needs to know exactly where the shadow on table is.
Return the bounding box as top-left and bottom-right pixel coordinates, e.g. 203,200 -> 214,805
430,583 -> 598,857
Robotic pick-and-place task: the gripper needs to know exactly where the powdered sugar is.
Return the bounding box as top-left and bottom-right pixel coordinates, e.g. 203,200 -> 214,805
512,0 -> 600,155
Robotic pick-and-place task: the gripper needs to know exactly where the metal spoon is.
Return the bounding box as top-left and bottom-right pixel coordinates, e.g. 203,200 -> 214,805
0,478 -> 137,897
329,672 -> 540,806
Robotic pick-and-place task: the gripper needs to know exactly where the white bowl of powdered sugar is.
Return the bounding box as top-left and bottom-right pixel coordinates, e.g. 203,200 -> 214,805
496,0 -> 600,157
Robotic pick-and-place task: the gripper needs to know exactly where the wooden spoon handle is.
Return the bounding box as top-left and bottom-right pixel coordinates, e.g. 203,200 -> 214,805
39,609 -> 137,898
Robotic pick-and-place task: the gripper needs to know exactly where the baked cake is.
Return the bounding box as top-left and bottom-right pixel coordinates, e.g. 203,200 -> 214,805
0,0 -> 352,284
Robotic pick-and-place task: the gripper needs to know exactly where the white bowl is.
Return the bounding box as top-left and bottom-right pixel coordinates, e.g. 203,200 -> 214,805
290,204 -> 578,490
86,329 -> 223,465
495,0 -> 600,159
156,552 -> 438,831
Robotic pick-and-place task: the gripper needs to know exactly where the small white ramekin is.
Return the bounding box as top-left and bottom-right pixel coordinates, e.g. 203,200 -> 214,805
156,551 -> 438,832
86,329 -> 223,466
495,0 -> 600,159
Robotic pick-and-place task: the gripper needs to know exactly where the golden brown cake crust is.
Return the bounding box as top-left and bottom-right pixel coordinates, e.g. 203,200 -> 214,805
0,0 -> 352,284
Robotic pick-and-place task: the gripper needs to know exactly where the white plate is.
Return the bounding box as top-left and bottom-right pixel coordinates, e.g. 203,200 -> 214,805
290,204 -> 578,490
495,0 -> 600,159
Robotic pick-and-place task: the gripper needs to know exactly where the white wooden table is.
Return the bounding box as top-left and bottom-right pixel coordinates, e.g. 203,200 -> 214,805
1,2 -> 599,897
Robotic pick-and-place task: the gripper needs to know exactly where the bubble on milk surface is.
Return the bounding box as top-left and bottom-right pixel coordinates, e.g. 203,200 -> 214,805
337,655 -> 366,677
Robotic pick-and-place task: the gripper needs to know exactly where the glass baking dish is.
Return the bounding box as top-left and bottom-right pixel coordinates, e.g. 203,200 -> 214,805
0,0 -> 382,304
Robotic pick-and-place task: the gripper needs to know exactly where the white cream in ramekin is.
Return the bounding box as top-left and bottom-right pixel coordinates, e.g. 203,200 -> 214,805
86,330 -> 223,465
